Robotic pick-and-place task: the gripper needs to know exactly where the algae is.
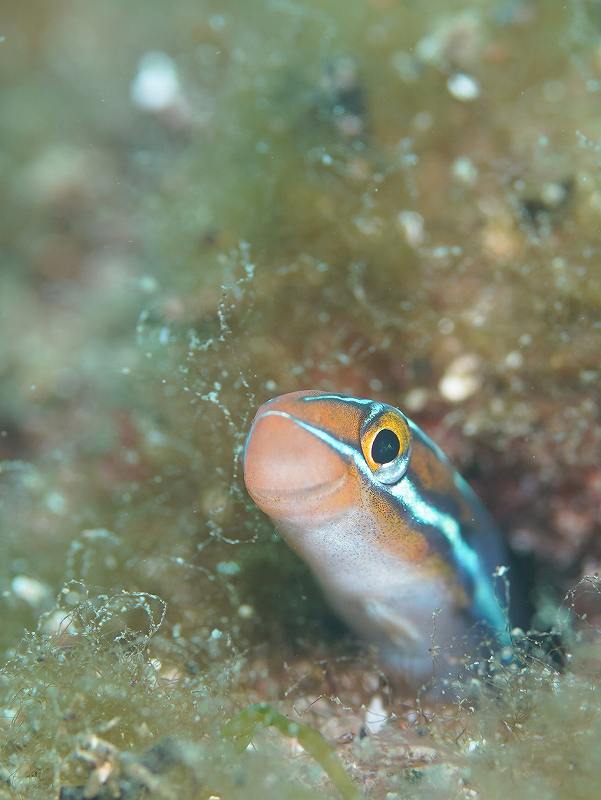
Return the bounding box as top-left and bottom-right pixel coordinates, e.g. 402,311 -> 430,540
223,703 -> 360,800
1,0 -> 601,797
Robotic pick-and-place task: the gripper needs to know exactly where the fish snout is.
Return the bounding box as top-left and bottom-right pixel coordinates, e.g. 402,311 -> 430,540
243,401 -> 350,519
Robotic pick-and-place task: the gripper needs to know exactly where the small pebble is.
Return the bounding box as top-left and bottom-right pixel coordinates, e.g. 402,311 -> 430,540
131,52 -> 181,112
447,72 -> 480,101
397,210 -> 425,247
439,354 -> 482,402
452,156 -> 478,185
11,575 -> 50,606
404,387 -> 429,412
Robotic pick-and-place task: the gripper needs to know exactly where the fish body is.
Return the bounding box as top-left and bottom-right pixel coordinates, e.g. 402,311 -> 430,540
243,390 -> 510,683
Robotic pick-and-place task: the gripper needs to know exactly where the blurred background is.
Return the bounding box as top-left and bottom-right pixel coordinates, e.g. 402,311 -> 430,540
2,2 -> 601,798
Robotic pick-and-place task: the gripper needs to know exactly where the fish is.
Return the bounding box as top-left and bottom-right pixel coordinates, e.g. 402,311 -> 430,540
243,390 -> 512,684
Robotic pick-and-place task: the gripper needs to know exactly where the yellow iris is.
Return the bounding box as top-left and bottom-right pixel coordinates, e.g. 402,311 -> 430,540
360,410 -> 411,473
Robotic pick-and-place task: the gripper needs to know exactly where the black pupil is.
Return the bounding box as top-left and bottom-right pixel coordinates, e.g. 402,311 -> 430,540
371,429 -> 400,465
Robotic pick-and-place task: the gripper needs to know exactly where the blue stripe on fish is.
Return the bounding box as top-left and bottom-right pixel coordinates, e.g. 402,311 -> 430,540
390,477 -> 508,638
265,402 -> 509,641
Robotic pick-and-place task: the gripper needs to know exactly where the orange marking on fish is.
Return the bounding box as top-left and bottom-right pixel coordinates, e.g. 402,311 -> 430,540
243,390 -> 513,684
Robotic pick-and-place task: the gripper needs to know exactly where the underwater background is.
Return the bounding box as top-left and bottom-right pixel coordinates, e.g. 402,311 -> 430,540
2,1 -> 601,797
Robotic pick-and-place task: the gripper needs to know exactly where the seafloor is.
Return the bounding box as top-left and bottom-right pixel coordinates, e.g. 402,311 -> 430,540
2,1 -> 601,798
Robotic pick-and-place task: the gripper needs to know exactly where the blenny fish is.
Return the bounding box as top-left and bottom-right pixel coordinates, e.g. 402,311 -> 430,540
243,390 -> 511,683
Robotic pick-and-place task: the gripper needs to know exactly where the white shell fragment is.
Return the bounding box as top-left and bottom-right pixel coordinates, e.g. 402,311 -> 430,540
131,52 -> 181,112
439,354 -> 482,402
364,695 -> 388,735
447,72 -> 480,101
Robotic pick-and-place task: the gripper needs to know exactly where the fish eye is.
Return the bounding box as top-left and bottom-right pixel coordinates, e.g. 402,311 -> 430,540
360,409 -> 411,485
371,428 -> 400,464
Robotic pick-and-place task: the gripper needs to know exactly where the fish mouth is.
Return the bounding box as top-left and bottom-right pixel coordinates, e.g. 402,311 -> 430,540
243,402 -> 351,518
248,472 -> 347,508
